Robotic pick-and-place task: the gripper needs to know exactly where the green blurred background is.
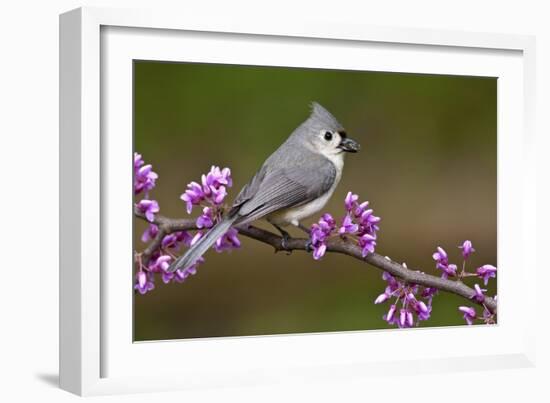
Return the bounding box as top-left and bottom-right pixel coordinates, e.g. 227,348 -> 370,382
133,61 -> 497,341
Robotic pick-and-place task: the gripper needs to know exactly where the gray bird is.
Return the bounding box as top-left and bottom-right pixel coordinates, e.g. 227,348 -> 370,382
168,102 -> 360,273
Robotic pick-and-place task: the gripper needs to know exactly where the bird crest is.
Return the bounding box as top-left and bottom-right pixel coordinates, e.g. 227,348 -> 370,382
308,102 -> 344,132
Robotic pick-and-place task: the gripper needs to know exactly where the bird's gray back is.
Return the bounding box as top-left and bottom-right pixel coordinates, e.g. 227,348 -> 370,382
231,142 -> 336,225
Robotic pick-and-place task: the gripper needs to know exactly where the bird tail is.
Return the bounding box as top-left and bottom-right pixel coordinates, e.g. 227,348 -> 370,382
167,215 -> 238,273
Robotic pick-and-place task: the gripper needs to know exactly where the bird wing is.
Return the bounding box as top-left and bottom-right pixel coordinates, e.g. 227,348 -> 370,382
233,155 -> 337,225
232,164 -> 267,210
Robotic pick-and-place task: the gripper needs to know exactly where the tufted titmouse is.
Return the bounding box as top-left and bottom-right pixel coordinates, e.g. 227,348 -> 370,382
168,102 -> 360,272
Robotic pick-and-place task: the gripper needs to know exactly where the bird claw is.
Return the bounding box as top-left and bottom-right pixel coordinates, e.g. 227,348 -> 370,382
305,240 -> 313,253
281,234 -> 292,255
271,224 -> 293,254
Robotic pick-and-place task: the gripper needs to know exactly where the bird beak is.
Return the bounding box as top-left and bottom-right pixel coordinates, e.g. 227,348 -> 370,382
338,137 -> 361,153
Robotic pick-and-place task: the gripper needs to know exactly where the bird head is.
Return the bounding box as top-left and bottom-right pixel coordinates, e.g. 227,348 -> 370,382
298,102 -> 361,158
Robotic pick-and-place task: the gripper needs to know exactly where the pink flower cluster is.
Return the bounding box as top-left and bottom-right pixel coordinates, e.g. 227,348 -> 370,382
134,153 -> 158,196
310,214 -> 336,260
180,166 -> 232,214
134,153 -> 160,223
433,240 -> 497,325
135,230 -> 203,294
309,192 -> 381,260
134,154 -> 241,295
374,268 -> 435,328
373,240 -> 497,329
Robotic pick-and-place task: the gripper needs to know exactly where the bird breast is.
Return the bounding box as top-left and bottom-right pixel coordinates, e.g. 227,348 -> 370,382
267,152 -> 344,227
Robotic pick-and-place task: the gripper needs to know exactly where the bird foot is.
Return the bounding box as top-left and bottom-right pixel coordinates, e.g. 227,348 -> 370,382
305,240 -> 313,253
271,224 -> 293,254
281,233 -> 292,255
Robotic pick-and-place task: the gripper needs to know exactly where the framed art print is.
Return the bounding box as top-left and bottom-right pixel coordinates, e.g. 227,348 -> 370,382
132,62 -> 497,340
60,7 -> 536,396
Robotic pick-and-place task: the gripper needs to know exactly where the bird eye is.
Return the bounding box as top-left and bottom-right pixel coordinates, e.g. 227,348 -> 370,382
324,131 -> 333,141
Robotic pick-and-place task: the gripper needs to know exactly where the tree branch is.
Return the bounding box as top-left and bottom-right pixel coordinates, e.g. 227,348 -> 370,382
134,207 -> 497,314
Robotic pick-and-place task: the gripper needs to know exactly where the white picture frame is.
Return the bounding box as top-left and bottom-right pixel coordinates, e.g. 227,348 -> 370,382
59,6 -> 537,396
